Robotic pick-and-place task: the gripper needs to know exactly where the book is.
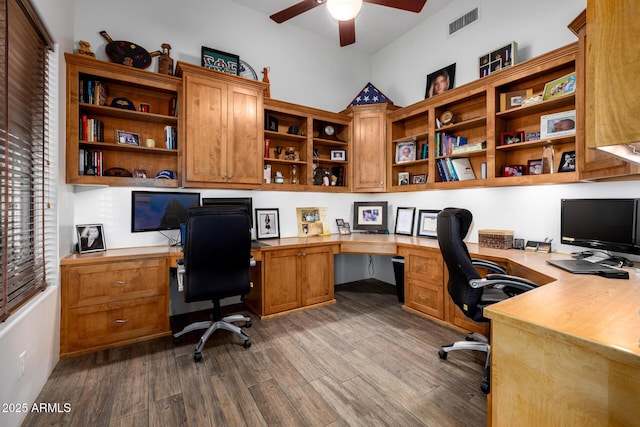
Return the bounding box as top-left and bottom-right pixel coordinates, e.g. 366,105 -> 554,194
451,141 -> 486,154
446,158 -> 459,181
450,158 -> 476,181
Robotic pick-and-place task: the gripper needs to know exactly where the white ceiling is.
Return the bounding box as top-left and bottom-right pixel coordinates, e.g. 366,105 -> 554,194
230,0 -> 449,54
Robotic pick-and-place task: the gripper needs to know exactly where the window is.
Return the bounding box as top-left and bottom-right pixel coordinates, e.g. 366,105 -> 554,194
0,0 -> 53,321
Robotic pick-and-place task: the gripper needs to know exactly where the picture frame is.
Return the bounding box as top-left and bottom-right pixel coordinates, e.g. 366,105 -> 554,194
76,223 -> 106,253
412,174 -> 427,184
502,165 -> 526,177
394,207 -> 416,236
542,71 -> 576,101
499,88 -> 532,111
398,172 -> 410,186
336,218 -> 345,227
339,222 -> 351,235
266,114 -> 279,132
255,208 -> 280,239
479,42 -> 517,78
500,131 -> 525,146
201,46 -> 239,75
396,142 -> 416,163
558,150 -> 576,173
417,209 -> 440,238
540,110 -> 576,139
527,159 -> 543,175
330,150 -> 346,161
353,201 -> 388,233
425,63 -> 456,98
525,132 -> 541,142
115,130 -> 140,146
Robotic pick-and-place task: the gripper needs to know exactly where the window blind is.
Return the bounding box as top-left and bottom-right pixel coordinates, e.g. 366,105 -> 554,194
0,0 -> 53,321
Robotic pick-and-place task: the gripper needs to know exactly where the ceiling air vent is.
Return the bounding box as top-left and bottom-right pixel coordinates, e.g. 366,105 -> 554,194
449,7 -> 478,36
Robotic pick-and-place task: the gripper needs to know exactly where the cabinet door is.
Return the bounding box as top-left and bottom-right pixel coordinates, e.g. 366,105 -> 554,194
227,84 -> 263,185
184,74 -> 228,184
352,108 -> 386,192
301,245 -> 334,306
264,249 -> 301,315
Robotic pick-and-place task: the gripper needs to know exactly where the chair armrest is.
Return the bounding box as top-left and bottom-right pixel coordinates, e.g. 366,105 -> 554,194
470,274 -> 538,293
250,254 -> 256,267
471,258 -> 507,274
176,258 -> 185,292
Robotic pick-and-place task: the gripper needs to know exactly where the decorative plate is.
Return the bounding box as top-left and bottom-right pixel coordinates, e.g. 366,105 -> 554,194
239,60 -> 258,80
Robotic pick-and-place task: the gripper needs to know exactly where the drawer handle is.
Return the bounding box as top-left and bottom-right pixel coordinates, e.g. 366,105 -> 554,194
418,294 -> 428,300
112,319 -> 129,324
112,280 -> 128,285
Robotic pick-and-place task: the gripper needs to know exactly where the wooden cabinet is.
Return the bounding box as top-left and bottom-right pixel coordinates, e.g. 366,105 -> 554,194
65,53 -> 181,187
402,247 -> 444,320
348,104 -> 397,192
263,245 -> 335,316
177,61 -> 268,188
60,257 -> 170,358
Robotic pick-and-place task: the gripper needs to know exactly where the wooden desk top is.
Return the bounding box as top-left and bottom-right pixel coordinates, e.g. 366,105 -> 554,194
61,233 -> 640,364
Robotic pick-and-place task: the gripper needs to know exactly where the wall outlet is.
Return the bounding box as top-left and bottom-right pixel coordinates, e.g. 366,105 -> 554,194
19,351 -> 26,378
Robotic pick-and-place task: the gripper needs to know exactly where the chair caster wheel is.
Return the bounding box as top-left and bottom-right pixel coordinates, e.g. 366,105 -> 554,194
243,339 -> 251,348
245,320 -> 252,328
194,352 -> 203,363
438,349 -> 448,359
172,336 -> 181,345
481,380 -> 490,394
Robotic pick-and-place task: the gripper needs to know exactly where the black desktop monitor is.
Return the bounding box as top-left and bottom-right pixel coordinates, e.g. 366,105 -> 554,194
560,198 -> 640,255
201,197 -> 253,228
131,191 -> 201,232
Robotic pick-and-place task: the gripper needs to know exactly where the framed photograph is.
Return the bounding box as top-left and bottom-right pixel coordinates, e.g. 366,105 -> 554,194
527,159 -> 543,175
540,110 -> 576,139
336,218 -> 345,227
417,210 -> 440,238
76,224 -> 106,253
396,142 -> 416,163
479,42 -> 517,78
425,63 -> 456,98
413,174 -> 427,184
330,150 -> 346,161
558,150 -> 576,173
502,165 -> 526,177
266,114 -> 279,132
115,130 -> 140,146
500,131 -> 525,146
398,172 -> 410,186
499,88 -> 532,111
201,46 -> 239,75
255,208 -> 280,239
336,218 -> 351,235
525,132 -> 541,142
394,207 -> 416,236
542,71 -> 576,101
353,201 -> 388,233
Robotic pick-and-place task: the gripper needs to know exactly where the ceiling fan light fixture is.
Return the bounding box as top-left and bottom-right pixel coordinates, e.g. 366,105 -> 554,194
326,0 -> 363,21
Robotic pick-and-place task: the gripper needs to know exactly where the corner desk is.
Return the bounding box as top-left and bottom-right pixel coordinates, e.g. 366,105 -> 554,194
60,234 -> 640,424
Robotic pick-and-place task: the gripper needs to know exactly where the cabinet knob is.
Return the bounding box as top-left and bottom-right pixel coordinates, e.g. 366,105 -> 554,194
380,181 -> 384,186
302,252 -> 306,256
112,280 -> 128,285
112,319 -> 129,324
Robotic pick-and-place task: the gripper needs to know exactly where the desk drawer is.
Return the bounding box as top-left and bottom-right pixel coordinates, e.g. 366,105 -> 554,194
406,279 -> 444,319
406,250 -> 443,284
66,259 -> 167,307
62,295 -> 169,355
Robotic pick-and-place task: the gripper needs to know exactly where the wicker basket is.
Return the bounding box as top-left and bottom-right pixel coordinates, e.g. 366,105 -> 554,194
478,229 -> 514,250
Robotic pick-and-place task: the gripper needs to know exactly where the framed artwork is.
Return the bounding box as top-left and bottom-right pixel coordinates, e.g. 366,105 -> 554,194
394,207 -> 416,236
540,110 -> 576,139
479,42 -> 517,78
425,63 -> 456,98
296,207 -> 330,237
76,224 -> 106,253
527,159 -> 543,175
413,174 -> 427,184
542,72 -> 576,101
525,132 -> 541,142
398,172 -> 410,186
502,165 -> 526,177
500,131 -> 525,146
353,201 -> 388,233
417,210 -> 440,238
255,208 -> 280,239
396,142 -> 416,163
266,114 -> 279,132
201,46 -> 239,75
330,150 -> 346,161
336,218 -> 351,235
558,150 -> 576,173
115,130 -> 140,146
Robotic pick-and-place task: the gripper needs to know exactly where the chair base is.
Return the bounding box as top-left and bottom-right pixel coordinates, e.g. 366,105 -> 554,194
173,314 -> 251,362
438,332 -> 491,394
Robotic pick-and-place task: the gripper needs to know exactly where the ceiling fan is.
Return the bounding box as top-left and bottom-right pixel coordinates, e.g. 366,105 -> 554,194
270,0 -> 428,47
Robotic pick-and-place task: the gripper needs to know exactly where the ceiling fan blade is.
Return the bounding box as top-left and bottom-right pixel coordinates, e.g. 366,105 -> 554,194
339,19 -> 356,47
270,0 -> 324,23
363,0 -> 428,13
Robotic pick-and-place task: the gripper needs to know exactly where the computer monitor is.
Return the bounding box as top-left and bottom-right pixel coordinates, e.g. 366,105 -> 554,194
201,197 -> 253,228
561,198 -> 640,255
131,191 -> 200,233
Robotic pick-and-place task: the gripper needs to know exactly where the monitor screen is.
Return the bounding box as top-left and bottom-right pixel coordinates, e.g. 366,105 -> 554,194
561,198 -> 640,254
131,191 -> 201,233
201,197 -> 253,228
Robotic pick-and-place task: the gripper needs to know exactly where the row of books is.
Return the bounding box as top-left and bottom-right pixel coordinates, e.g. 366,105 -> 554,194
78,149 -> 103,176
164,126 -> 178,149
435,132 -> 467,157
79,79 -> 107,106
80,116 -> 104,142
436,157 -> 476,182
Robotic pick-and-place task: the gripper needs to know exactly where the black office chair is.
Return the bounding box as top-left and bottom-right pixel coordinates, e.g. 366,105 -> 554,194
173,205 -> 254,362
436,207 -> 538,393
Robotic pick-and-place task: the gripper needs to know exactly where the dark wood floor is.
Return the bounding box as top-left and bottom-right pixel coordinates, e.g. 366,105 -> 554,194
24,280 -> 487,427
